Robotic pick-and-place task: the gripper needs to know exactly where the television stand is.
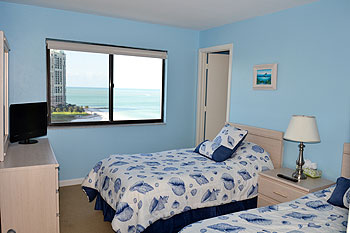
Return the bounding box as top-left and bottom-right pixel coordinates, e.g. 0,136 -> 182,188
19,139 -> 38,144
0,138 -> 60,232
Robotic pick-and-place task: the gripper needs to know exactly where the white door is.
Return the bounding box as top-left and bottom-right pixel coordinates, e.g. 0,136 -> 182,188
204,53 -> 229,140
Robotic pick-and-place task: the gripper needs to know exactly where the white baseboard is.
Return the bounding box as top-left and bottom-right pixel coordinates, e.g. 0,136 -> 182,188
59,177 -> 84,187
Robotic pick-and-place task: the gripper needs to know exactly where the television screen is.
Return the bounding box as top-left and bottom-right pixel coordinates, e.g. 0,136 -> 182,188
10,102 -> 48,144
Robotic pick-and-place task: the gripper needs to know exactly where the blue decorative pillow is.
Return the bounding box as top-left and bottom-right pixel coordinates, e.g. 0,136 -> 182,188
194,140 -> 208,153
327,177 -> 350,208
194,124 -> 248,162
197,140 -> 234,162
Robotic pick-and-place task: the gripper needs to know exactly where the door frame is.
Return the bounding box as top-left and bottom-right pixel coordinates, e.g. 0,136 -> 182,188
195,43 -> 233,145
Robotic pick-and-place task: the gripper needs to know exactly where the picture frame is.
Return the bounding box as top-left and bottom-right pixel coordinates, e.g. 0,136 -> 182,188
253,63 -> 277,90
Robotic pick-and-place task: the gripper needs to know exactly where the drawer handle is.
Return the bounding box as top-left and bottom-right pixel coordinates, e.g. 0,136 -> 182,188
273,191 -> 288,198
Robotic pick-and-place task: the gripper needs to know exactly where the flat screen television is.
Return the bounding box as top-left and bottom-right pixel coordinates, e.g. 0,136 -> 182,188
10,102 -> 48,144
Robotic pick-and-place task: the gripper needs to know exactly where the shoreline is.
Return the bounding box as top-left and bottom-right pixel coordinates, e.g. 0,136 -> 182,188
71,108 -> 139,122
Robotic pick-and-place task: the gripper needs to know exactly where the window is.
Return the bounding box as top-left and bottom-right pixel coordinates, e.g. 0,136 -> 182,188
46,39 -> 166,126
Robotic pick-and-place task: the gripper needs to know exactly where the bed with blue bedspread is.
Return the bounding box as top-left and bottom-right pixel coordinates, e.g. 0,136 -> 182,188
82,141 -> 274,233
180,185 -> 349,232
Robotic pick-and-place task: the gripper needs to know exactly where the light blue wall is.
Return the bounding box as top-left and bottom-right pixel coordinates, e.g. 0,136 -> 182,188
0,2 -> 199,180
2,0 -> 349,182
199,0 -> 350,180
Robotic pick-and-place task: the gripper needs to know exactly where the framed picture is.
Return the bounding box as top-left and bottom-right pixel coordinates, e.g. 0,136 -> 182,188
253,63 -> 277,90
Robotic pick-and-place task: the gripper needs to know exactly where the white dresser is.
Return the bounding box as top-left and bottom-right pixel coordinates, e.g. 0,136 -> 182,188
0,138 -> 59,233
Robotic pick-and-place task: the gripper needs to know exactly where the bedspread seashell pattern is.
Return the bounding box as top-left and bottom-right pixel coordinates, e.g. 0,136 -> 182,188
82,142 -> 274,233
180,186 -> 348,232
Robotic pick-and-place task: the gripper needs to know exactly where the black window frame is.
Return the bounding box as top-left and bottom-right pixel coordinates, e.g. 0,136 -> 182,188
46,39 -> 166,127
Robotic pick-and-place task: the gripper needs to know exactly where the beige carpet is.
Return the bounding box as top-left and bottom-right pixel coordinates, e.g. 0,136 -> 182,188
59,185 -> 114,233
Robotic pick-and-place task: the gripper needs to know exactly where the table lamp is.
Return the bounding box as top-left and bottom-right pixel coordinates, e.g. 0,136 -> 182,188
284,115 -> 320,180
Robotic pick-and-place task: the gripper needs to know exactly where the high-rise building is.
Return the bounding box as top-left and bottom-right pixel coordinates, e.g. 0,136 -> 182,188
50,50 -> 66,107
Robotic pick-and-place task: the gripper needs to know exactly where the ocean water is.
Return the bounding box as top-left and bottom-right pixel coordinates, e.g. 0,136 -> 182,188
66,87 -> 161,120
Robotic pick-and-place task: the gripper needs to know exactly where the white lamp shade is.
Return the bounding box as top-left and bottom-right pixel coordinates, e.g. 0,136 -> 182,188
284,115 -> 320,143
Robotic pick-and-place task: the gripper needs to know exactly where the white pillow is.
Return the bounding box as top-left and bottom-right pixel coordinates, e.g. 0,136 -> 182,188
343,187 -> 350,208
213,124 -> 248,151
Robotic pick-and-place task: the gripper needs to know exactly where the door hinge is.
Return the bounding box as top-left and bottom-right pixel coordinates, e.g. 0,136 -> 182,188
205,63 -> 209,69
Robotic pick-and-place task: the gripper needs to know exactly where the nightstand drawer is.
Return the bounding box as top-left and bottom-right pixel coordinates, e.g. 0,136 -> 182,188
259,176 -> 307,203
258,194 -> 279,207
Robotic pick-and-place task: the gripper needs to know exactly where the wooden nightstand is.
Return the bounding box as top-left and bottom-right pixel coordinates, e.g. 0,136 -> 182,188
257,167 -> 335,207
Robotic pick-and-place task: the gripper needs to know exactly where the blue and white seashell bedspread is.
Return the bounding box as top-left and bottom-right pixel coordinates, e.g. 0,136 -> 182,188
180,186 -> 348,232
82,141 -> 274,233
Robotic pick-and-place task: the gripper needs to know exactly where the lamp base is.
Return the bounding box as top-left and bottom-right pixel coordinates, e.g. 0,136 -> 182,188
291,142 -> 307,180
292,170 -> 307,180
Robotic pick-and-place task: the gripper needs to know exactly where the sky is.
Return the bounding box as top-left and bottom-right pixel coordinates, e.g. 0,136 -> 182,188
64,50 -> 162,89
257,69 -> 272,75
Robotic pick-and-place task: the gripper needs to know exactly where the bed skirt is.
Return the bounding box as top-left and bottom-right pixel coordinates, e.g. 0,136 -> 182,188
82,186 -> 257,233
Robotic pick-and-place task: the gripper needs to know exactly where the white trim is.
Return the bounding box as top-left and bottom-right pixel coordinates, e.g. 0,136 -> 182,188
59,177 -> 84,187
195,44 -> 233,145
195,50 -> 206,145
0,31 -> 9,162
46,39 -> 167,59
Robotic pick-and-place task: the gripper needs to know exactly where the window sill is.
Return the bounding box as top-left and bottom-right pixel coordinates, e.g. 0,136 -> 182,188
48,122 -> 166,130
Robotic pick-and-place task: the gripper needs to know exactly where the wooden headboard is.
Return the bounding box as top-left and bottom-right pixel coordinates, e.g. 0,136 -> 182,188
229,123 -> 284,169
341,143 -> 350,178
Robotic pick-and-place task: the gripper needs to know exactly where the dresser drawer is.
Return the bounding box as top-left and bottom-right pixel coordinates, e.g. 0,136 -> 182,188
259,176 -> 307,203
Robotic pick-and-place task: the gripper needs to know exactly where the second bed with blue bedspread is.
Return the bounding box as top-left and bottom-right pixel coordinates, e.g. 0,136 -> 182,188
180,186 -> 348,232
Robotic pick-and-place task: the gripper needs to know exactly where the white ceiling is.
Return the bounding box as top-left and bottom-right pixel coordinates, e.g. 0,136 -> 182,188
2,0 -> 318,30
